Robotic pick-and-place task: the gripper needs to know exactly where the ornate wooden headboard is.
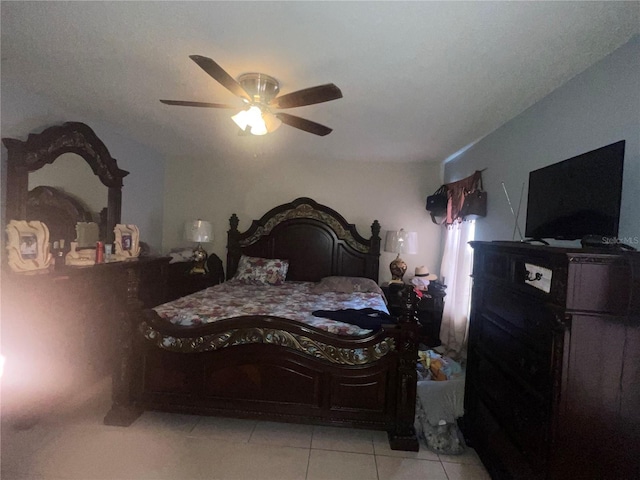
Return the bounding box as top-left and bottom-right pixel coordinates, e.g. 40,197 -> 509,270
227,197 -> 381,282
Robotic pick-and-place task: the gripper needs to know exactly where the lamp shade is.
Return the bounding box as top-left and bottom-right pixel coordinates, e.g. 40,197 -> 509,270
185,220 -> 213,243
384,229 -> 418,255
232,106 -> 267,135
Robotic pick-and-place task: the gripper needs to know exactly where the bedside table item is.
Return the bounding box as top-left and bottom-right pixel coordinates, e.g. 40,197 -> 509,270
190,243 -> 208,274
165,252 -> 224,301
411,266 -> 437,290
384,229 -> 418,282
185,219 -> 213,274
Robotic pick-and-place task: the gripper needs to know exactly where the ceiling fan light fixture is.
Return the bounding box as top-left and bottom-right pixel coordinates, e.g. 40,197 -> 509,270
237,73 -> 280,104
163,56 -> 340,137
250,120 -> 268,136
232,105 -> 268,135
263,111 -> 282,133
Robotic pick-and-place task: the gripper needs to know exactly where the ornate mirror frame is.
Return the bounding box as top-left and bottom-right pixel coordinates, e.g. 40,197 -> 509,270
2,122 -> 129,244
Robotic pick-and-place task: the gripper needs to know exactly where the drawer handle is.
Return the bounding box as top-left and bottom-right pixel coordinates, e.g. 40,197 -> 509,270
525,270 -> 543,282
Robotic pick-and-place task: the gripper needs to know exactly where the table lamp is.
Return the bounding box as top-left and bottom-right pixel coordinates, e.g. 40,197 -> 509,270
185,219 -> 213,274
384,229 -> 418,283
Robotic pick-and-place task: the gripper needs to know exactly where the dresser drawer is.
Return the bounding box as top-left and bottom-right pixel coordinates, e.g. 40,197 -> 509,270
470,399 -> 543,480
474,245 -> 568,307
474,355 -> 550,470
481,287 -> 559,349
475,249 -> 511,281
478,312 -> 552,395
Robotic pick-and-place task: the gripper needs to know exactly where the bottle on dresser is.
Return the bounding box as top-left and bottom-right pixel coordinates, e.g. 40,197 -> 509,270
53,239 -> 65,268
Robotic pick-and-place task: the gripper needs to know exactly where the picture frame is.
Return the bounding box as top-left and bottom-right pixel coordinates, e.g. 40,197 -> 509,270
5,220 -> 53,273
113,224 -> 141,259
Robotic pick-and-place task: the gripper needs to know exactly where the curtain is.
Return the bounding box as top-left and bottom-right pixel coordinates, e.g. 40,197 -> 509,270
439,220 -> 475,361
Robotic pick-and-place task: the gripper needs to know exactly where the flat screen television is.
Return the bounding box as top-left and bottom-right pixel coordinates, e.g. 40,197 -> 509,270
525,140 -> 625,241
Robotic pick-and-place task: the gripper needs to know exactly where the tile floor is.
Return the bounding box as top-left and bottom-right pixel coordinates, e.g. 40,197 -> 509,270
1,378 -> 490,480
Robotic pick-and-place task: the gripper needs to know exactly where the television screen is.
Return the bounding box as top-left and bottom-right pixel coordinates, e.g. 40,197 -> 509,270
525,140 -> 625,240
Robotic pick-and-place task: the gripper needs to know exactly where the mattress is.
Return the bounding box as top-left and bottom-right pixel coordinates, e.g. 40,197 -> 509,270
153,280 -> 390,336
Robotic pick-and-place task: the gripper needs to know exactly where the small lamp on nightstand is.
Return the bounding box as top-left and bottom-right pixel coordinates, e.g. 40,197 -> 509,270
185,219 -> 213,275
384,229 -> 418,283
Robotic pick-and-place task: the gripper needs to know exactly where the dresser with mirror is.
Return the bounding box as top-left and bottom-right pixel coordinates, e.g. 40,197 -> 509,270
1,122 -> 169,424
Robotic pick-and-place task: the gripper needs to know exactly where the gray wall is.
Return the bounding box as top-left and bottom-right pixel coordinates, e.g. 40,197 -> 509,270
444,35 -> 640,247
1,84 -> 167,252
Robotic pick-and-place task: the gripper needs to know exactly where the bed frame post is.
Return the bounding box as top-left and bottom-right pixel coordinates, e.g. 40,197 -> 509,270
369,220 -> 381,280
226,213 -> 240,280
388,284 -> 420,451
370,220 -> 381,254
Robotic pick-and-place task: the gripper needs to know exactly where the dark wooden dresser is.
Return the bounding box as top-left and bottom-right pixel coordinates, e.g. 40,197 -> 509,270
465,241 -> 639,480
1,256 -> 170,423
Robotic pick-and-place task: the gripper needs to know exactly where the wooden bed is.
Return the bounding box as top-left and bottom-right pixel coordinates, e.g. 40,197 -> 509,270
105,197 -> 420,450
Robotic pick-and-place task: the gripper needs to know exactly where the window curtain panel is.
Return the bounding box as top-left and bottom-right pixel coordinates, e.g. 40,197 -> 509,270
439,220 -> 475,360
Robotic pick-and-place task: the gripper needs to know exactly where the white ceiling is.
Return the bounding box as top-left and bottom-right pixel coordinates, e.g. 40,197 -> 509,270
2,1 -> 638,164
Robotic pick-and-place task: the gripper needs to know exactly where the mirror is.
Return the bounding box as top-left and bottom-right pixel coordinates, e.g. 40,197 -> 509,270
3,122 -> 129,247
28,153 -> 107,247
75,222 -> 100,249
29,153 -> 108,219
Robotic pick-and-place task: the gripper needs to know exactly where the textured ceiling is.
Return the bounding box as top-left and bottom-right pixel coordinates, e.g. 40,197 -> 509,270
1,1 -> 638,163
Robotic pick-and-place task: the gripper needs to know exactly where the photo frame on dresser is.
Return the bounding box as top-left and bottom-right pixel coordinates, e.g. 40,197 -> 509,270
5,220 -> 53,272
113,224 -> 141,259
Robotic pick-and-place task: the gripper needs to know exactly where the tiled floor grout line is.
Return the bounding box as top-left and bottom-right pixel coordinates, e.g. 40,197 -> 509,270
304,444 -> 313,480
441,458 -> 452,480
247,419 -> 258,443
186,416 -> 200,435
373,451 -> 381,480
371,436 -> 380,480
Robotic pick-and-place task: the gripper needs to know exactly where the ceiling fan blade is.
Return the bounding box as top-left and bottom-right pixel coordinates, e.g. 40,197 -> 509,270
160,100 -> 237,109
270,84 -> 342,109
189,55 -> 251,102
275,113 -> 333,136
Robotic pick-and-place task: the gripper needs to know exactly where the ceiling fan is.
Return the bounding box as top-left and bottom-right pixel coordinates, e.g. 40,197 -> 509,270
160,55 -> 343,136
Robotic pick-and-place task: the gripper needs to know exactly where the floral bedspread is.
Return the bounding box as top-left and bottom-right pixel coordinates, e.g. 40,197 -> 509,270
153,280 -> 389,336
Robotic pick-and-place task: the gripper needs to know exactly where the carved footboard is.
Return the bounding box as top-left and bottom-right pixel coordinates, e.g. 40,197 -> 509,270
105,286 -> 419,450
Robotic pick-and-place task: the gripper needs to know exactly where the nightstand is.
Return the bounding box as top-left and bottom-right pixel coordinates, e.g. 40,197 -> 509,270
165,253 -> 225,302
415,288 -> 445,348
381,282 -> 446,348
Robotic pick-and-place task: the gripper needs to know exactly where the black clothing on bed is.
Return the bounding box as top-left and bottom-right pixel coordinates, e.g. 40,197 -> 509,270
312,308 -> 396,331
